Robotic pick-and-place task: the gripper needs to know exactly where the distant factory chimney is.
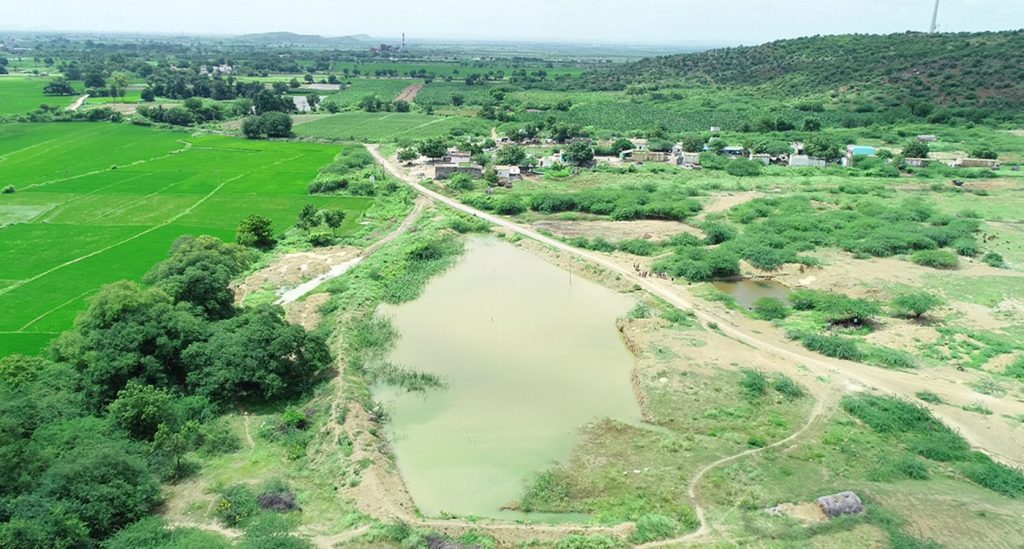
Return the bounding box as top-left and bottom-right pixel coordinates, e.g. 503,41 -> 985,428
929,0 -> 941,33
402,33 -> 406,50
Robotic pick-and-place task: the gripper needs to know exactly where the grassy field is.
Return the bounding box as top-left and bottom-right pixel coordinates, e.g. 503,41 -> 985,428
316,79 -> 419,109
0,122 -> 371,356
0,76 -> 78,115
292,111 -> 491,141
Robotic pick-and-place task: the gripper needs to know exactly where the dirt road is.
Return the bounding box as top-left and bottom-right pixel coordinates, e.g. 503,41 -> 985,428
395,83 -> 424,103
67,94 -> 89,111
366,144 -> 1024,469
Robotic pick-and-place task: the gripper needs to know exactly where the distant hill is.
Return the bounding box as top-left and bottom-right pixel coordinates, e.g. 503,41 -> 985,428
232,32 -> 372,48
590,31 -> 1024,109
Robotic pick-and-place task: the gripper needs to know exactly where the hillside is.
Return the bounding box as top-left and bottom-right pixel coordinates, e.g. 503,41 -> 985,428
589,31 -> 1024,110
232,31 -> 371,48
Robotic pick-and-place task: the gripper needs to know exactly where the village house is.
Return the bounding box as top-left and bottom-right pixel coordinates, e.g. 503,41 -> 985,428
843,145 -> 878,167
904,158 -> 930,168
677,151 -> 702,167
444,149 -> 473,164
789,155 -> 828,168
495,165 -> 522,183
953,158 -> 1000,169
626,150 -> 670,163
917,135 -> 938,143
749,153 -> 772,165
434,164 -> 483,180
722,146 -> 747,157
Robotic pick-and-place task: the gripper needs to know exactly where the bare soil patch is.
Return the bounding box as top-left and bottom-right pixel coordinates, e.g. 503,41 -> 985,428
395,82 -> 424,103
233,246 -> 360,304
532,219 -> 699,242
284,292 -> 331,330
695,190 -> 764,220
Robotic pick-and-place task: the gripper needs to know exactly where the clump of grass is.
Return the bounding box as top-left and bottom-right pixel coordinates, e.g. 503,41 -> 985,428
910,249 -> 959,269
867,346 -> 917,369
842,394 -> 970,462
982,252 -> 1006,269
796,332 -> 865,361
556,534 -> 626,549
753,297 -> 789,320
1,184 -> 14,194
740,369 -> 769,397
970,378 -> 1006,397
629,514 -> 679,544
963,402 -> 993,415
959,453 -> 1024,498
772,374 -> 805,399
915,391 -> 943,404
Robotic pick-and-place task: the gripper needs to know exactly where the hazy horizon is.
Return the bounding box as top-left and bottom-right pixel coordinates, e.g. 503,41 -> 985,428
1,0 -> 1022,47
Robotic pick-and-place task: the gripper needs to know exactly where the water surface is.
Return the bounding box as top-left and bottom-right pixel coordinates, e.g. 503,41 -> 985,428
712,279 -> 791,309
375,237 -> 640,520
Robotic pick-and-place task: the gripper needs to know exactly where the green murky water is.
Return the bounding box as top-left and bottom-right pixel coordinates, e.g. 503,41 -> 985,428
712,279 -> 791,310
375,237 -> 640,521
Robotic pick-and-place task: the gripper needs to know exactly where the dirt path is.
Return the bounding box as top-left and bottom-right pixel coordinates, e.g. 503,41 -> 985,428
638,387 -> 837,547
275,196 -> 429,305
67,94 -> 89,111
395,83 -> 424,103
367,144 -> 1024,468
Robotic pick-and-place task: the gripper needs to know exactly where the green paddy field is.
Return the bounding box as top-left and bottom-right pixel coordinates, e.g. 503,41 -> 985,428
0,123 -> 369,355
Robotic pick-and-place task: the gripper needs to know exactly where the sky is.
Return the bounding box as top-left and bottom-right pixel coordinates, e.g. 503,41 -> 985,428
1,0 -> 1022,46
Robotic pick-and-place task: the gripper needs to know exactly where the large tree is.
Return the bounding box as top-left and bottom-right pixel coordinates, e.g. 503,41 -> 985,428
144,235 -> 255,320
562,142 -> 595,166
182,306 -> 330,403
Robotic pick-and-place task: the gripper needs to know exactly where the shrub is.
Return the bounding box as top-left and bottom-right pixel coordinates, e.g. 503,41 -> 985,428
215,485 -> 259,527
773,375 -> 805,399
556,534 -> 625,549
799,333 -> 864,361
630,514 -> 678,544
740,369 -> 768,397
753,297 -> 789,320
702,221 -> 737,244
725,158 -> 763,177
915,391 -> 942,404
982,252 -> 1006,268
1,184 -> 14,194
910,250 -> 959,269
891,292 -> 942,319
447,173 -> 476,191
868,347 -> 917,369
952,237 -> 980,257
960,454 -> 1024,498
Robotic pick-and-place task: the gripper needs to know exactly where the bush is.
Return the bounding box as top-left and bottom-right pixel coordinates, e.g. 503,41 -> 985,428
1,184 -> 14,194
952,237 -> 980,257
915,391 -> 942,404
725,158 -> 763,177
702,221 -> 737,244
891,292 -> 941,319
982,252 -> 1006,268
215,485 -> 259,527
773,375 -> 805,399
960,454 -> 1024,498
740,369 -> 768,397
798,333 -> 864,361
630,514 -> 678,544
910,250 -> 959,269
753,297 -> 789,320
868,347 -> 917,369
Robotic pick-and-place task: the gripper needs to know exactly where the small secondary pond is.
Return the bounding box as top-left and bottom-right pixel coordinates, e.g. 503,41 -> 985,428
375,237 -> 640,521
712,279 -> 791,310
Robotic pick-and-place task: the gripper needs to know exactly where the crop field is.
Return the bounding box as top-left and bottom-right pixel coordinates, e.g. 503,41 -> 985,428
317,79 -> 419,109
0,123 -> 370,355
0,76 -> 77,115
292,111 -> 491,141
414,81 -> 497,107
